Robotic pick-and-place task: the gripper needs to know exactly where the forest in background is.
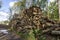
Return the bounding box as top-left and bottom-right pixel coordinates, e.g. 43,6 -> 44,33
0,0 -> 59,25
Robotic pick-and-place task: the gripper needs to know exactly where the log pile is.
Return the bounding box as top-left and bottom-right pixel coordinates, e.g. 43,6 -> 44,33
9,6 -> 60,40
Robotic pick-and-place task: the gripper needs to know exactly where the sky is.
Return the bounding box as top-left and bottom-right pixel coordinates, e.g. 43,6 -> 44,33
0,0 -> 17,21
0,0 -> 17,12
0,0 -> 54,21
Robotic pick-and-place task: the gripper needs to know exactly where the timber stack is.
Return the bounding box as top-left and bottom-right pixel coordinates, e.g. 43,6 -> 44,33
9,6 -> 60,40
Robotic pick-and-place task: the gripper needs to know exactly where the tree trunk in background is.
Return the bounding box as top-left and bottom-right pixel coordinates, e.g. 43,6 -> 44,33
58,0 -> 60,20
26,0 -> 33,8
0,0 -> 2,8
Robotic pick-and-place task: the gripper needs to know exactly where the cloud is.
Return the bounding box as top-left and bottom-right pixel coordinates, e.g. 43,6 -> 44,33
0,11 -> 9,21
9,1 -> 17,7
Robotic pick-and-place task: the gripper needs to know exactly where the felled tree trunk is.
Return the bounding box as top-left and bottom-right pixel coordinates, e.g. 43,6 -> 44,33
9,6 -> 60,40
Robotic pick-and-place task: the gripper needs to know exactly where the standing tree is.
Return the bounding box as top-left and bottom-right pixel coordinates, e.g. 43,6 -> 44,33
48,1 -> 59,20
58,0 -> 60,20
0,0 -> 2,8
9,0 -> 26,20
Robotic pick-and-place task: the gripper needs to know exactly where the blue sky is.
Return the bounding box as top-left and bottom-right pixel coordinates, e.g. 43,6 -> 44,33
0,0 -> 17,12
0,0 -> 17,21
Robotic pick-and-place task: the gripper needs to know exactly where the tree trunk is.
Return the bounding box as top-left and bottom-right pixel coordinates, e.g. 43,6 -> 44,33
58,0 -> 60,20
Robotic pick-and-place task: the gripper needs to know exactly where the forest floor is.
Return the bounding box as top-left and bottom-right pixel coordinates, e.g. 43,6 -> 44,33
0,25 -> 21,40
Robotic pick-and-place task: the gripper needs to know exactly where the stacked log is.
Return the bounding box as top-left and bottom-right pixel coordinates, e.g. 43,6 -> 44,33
9,6 -> 60,40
